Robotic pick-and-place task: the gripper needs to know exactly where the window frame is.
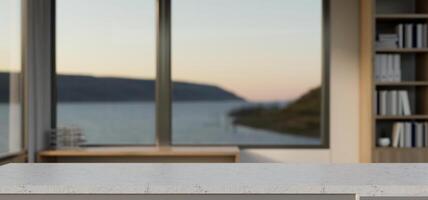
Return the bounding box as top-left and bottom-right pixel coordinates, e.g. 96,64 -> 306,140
0,0 -> 25,161
50,0 -> 330,149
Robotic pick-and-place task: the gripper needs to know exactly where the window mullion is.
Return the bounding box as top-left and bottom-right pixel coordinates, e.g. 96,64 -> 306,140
156,0 -> 172,147
23,0 -> 55,162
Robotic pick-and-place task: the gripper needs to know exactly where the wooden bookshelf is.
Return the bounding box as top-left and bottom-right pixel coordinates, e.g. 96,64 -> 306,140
361,0 -> 428,163
376,115 -> 428,120
374,147 -> 428,162
376,81 -> 428,86
376,14 -> 428,20
376,48 -> 428,53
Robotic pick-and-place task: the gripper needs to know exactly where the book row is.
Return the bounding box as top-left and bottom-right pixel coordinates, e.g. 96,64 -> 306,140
387,122 -> 428,148
376,23 -> 428,49
376,90 -> 411,116
375,54 -> 401,82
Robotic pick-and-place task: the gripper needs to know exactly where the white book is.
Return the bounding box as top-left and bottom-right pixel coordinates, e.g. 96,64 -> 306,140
425,122 -> 428,147
400,123 -> 406,148
375,54 -> 382,82
422,24 -> 428,48
387,54 -> 395,81
398,90 -> 403,115
376,42 -> 397,49
399,90 -> 411,115
392,122 -> 403,148
380,55 -> 388,81
417,24 -> 424,48
405,122 -> 413,148
380,91 -> 388,116
396,24 -> 404,48
390,90 -> 398,115
405,24 -> 414,48
375,91 -> 378,115
393,54 -> 401,81
386,91 -> 392,115
416,123 -> 424,148
379,34 -> 398,40
398,92 -> 404,116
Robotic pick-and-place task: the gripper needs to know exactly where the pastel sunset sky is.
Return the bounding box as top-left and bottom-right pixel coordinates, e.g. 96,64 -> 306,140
1,0 -> 323,102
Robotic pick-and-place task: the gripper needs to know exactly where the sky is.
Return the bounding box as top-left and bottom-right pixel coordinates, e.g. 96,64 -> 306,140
1,0 -> 323,102
0,0 -> 21,73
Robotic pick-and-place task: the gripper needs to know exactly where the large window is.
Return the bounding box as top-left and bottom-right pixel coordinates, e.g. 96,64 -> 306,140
55,0 -> 328,147
56,0 -> 156,145
172,0 -> 327,146
0,0 -> 22,155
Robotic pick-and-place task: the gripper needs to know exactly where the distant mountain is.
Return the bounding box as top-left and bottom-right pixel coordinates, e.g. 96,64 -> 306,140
229,87 -> 321,137
0,73 -> 11,102
0,73 -> 245,102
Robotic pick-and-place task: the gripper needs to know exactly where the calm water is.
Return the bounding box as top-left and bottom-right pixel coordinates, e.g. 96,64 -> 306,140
0,102 -> 320,151
0,103 -> 20,153
0,105 -> 9,152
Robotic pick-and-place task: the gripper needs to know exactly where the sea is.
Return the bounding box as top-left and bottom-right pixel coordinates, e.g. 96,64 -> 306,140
0,101 -> 320,152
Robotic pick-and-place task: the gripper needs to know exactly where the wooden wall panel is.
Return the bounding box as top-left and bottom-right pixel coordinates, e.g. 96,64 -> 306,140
360,0 -> 375,163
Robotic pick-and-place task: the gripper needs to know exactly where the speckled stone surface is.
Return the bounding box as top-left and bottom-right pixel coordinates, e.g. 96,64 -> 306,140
0,164 -> 428,196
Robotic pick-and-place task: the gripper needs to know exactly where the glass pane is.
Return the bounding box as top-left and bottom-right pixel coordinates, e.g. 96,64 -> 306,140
56,0 -> 156,145
172,0 -> 324,145
0,0 -> 22,154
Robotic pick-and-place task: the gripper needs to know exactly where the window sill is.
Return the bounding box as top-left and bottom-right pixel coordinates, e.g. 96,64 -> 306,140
37,146 -> 240,163
0,151 -> 26,164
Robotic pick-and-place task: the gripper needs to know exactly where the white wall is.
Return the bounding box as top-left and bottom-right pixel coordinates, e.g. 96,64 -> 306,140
240,0 -> 360,163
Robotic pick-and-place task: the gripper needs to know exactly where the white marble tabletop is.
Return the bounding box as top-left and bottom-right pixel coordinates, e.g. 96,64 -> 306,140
0,163 -> 428,196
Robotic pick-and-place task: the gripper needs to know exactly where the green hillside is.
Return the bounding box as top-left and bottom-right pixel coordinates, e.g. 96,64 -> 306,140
229,87 -> 322,137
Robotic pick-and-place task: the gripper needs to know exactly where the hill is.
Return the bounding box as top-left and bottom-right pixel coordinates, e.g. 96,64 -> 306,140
0,73 -> 245,102
229,87 -> 321,137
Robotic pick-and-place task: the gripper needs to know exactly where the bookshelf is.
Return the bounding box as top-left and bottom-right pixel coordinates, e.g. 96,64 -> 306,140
376,115 -> 428,120
361,0 -> 428,163
376,48 -> 428,53
376,81 -> 428,86
376,14 -> 428,20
